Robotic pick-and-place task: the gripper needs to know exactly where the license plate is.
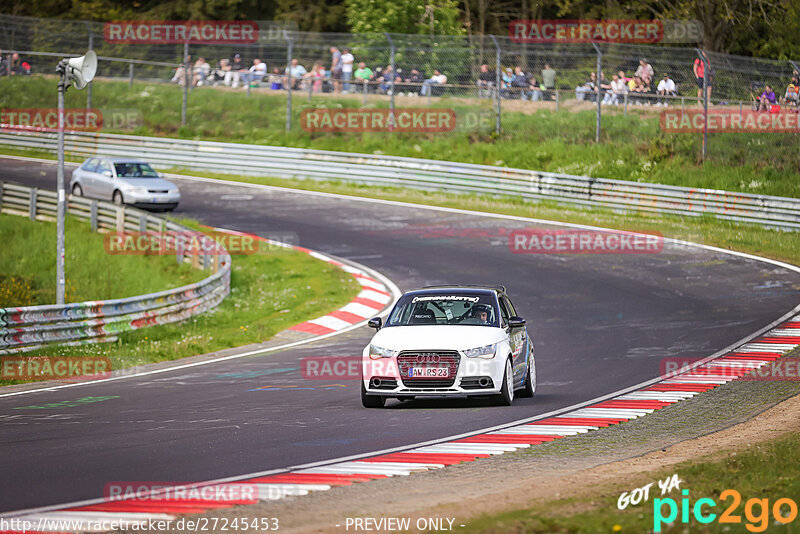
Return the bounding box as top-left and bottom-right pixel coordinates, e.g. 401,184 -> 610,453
408,366 -> 449,378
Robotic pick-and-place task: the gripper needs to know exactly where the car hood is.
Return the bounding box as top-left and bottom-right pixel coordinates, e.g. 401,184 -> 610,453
370,325 -> 506,351
117,178 -> 177,190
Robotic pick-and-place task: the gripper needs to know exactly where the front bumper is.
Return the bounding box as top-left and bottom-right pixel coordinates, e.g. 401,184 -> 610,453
124,191 -> 181,210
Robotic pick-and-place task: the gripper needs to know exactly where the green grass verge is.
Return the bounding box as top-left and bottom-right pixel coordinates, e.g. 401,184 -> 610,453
1,76 -> 798,198
0,212 -> 206,306
0,213 -> 362,386
461,431 -> 800,533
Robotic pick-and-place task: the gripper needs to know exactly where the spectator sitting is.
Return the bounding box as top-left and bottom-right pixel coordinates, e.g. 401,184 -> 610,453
603,74 -> 625,105
420,69 -> 447,96
618,70 -> 630,85
170,55 -> 191,85
575,72 -> 597,101
404,69 -> 424,96
530,75 -> 544,101
541,63 -> 556,99
192,57 -> 210,86
303,61 -> 324,93
631,76 -> 649,104
210,59 -> 230,86
759,84 -> 777,111
635,58 -> 653,81
268,67 -> 283,90
510,67 -> 533,100
354,62 -> 374,91
477,64 -> 494,98
225,54 -> 245,88
283,58 -> 306,90
784,81 -> 799,106
501,67 -> 514,98
377,65 -> 400,94
10,53 -> 31,75
656,73 -> 677,106
247,58 -> 267,86
0,50 -> 7,76
598,71 -> 612,102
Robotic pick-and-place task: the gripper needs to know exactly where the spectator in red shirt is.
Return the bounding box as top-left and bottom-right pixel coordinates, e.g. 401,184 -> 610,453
693,51 -> 712,104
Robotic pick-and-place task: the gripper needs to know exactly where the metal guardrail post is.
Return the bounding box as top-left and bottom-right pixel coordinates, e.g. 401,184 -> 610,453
363,79 -> 368,105
29,187 -> 37,220
129,63 -> 134,88
90,200 -> 98,231
489,34 -> 501,135
115,205 -> 124,232
181,41 -> 189,127
285,30 -> 293,133
696,48 -> 709,162
139,214 -> 147,233
385,33 -> 396,132
202,254 -> 211,270
592,42 -> 602,143
0,181 -> 3,212
555,89 -> 559,112
85,21 -> 93,111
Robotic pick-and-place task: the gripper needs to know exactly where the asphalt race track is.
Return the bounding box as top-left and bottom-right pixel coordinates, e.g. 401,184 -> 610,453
2,157 -> 800,514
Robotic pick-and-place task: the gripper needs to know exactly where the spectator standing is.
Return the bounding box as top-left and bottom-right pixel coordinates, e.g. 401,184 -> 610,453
656,73 -> 676,106
693,51 -> 713,104
340,48 -> 354,93
330,46 -> 343,93
477,64 -> 494,98
420,69 -> 447,96
541,63 -> 556,99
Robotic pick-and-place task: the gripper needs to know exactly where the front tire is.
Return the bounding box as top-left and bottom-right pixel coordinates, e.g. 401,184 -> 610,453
519,349 -> 536,398
72,183 -> 83,196
361,381 -> 385,408
113,190 -> 124,205
497,357 -> 515,406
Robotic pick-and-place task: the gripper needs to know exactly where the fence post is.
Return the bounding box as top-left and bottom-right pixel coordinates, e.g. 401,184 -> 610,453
489,34 -> 501,135
696,48 -> 708,162
363,79 -> 368,106
85,21 -> 93,111
624,91 -> 628,115
285,30 -> 293,133
0,181 -> 3,213
592,43 -> 602,143
385,33 -> 396,131
181,41 -> 189,127
90,200 -> 98,231
555,89 -> 559,112
29,187 -> 37,221
116,206 -> 125,233
129,63 -> 134,88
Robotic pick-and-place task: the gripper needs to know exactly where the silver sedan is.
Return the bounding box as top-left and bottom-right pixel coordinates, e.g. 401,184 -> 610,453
70,158 -> 180,211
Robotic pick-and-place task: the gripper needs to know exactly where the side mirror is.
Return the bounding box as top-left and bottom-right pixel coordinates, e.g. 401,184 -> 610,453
508,316 -> 526,328
368,317 -> 382,330
102,170 -> 112,178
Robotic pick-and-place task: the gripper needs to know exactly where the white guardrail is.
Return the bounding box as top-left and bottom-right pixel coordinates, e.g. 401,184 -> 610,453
0,181 -> 231,353
2,130 -> 799,230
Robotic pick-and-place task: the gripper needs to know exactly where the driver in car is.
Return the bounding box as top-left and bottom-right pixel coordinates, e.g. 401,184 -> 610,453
472,304 -> 491,324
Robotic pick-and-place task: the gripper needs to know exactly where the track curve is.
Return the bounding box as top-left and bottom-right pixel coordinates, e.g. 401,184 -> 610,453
1,156 -> 799,514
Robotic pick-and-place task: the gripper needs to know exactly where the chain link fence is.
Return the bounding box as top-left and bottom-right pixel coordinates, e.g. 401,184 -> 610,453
1,14 -> 799,161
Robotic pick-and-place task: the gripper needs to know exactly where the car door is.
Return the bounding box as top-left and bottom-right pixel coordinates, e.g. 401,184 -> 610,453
499,294 -> 526,385
75,158 -> 99,196
94,159 -> 115,200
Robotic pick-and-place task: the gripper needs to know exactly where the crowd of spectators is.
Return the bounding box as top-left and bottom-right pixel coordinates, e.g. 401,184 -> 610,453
166,51 -> 800,112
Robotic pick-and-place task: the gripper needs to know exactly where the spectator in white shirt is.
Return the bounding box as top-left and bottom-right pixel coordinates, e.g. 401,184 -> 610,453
340,48 -> 354,93
420,70 -> 448,96
656,73 -> 676,106
603,74 -> 626,105
247,58 -> 267,85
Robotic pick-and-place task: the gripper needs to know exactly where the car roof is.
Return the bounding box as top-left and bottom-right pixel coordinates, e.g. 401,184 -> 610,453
86,157 -> 151,164
406,286 -> 503,297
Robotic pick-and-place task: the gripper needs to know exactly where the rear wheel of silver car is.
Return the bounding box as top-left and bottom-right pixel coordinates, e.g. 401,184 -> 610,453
113,190 -> 124,205
497,357 -> 514,406
519,349 -> 536,398
72,183 -> 83,197
361,381 -> 385,408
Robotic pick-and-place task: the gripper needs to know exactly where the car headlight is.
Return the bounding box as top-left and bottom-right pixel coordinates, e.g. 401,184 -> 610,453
168,189 -> 180,195
369,345 -> 397,360
463,342 -> 498,359
130,187 -> 148,194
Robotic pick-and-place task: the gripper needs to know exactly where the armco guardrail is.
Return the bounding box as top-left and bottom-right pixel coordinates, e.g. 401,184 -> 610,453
0,181 -> 231,353
2,130 -> 800,229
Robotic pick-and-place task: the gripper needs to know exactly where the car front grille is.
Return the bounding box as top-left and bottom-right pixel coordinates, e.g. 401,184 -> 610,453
398,351 -> 460,388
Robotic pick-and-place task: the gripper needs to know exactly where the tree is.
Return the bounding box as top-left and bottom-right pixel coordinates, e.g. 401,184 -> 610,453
345,0 -> 463,35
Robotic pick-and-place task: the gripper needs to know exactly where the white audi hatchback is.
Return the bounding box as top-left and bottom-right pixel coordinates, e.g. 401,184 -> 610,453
361,286 -> 535,408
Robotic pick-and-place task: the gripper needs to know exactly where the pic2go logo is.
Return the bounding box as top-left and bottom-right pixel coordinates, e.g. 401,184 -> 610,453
653,489 -> 799,532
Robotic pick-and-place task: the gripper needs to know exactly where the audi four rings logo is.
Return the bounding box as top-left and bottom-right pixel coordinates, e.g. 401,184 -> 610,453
416,354 -> 441,363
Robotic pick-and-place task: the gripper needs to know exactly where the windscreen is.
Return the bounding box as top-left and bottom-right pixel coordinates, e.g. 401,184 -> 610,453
386,293 -> 499,327
114,162 -> 159,178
